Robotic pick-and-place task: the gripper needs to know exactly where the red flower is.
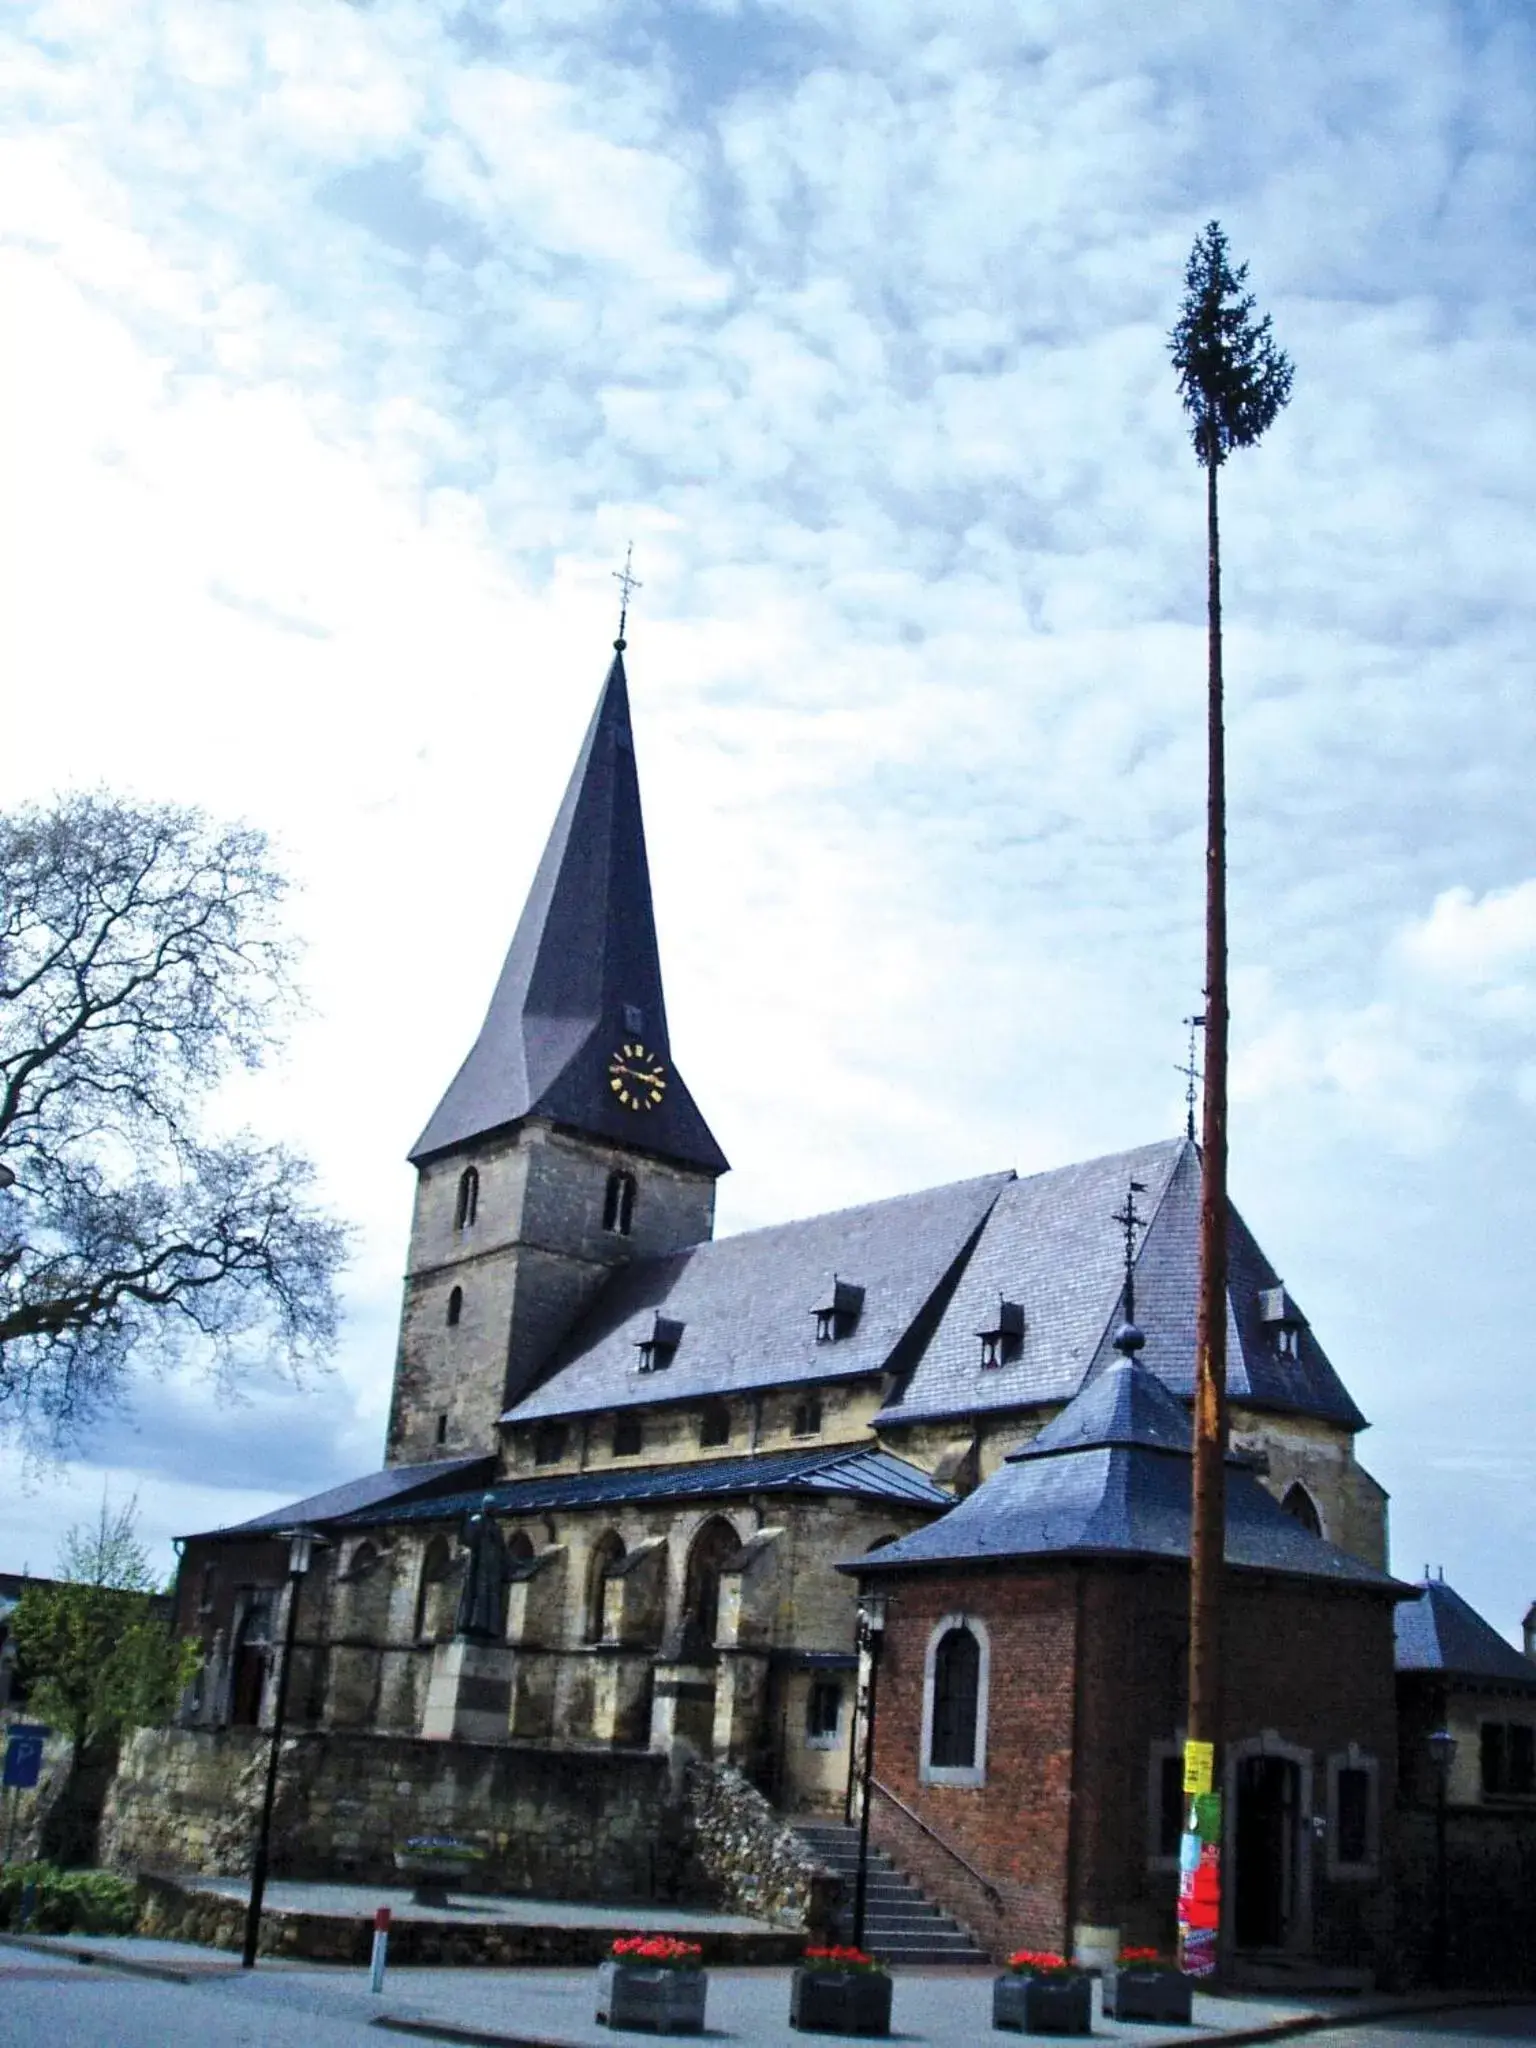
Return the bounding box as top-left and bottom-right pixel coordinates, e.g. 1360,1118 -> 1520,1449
803,1944 -> 887,1975
1006,1950 -> 1076,1978
608,1934 -> 703,1970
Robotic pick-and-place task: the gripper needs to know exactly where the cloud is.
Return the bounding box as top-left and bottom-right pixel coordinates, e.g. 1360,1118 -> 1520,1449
1,0 -> 1534,1640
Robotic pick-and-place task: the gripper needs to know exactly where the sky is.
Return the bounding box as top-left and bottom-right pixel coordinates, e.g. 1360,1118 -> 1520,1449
1,0 -> 1533,1643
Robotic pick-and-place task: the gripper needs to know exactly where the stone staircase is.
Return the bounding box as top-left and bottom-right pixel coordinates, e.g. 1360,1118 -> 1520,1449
790,1816 -> 991,1966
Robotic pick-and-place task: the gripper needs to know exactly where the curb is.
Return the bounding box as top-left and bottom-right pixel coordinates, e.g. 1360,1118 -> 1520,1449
373,2021 -> 580,2048
0,1929 -> 203,1985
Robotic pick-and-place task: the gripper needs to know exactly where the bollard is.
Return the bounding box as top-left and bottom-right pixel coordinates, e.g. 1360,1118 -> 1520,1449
370,1905 -> 391,1993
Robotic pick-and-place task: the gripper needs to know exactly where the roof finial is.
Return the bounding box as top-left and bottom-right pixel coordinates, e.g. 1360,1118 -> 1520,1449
1178,1013 -> 1206,1142
1111,1177 -> 1148,1357
612,542 -> 642,652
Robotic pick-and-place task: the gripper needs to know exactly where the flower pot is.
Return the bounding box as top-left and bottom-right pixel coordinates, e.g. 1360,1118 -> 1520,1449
790,1965 -> 893,2035
392,1851 -> 475,1907
596,1959 -> 708,2033
1102,1966 -> 1193,2024
993,1972 -> 1093,2034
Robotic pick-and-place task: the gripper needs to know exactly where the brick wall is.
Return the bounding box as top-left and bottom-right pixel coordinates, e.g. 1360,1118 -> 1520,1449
866,1558 -> 1399,1970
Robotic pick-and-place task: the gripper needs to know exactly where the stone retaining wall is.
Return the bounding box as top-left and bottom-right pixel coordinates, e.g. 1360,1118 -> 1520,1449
102,1726 -> 679,1901
679,1761 -> 839,1932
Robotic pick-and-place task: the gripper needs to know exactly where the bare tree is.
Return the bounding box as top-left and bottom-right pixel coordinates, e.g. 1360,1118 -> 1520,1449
1169,224 -> 1293,1783
0,793 -> 347,1444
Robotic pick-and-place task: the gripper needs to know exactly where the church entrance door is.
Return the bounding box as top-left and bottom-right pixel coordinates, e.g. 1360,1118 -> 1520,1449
1232,1754 -> 1300,1950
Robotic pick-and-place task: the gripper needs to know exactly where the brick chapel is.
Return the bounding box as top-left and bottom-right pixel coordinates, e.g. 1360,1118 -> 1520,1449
174,634 -> 1422,1969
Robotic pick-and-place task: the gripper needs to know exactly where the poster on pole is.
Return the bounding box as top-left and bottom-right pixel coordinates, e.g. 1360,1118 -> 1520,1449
1176,1788 -> 1222,1977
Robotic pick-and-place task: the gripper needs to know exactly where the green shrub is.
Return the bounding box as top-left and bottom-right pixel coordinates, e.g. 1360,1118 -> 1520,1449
0,1862 -> 137,1934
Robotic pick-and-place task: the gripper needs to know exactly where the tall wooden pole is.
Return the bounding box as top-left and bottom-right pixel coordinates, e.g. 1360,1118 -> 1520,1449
1188,432 -> 1228,1756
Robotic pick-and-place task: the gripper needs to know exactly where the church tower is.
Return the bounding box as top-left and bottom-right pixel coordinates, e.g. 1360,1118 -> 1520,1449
385,644 -> 728,1466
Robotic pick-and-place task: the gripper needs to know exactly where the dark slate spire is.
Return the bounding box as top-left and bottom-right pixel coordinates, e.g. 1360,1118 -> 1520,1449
411,651 -> 728,1175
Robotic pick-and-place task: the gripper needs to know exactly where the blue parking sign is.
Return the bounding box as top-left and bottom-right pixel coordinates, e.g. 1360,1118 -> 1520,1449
3,1724 -> 47,1789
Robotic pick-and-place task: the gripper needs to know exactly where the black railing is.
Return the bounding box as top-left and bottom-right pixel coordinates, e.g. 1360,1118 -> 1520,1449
870,1777 -> 1002,1907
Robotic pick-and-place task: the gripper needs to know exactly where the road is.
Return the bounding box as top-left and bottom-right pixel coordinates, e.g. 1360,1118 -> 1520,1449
4,1946 -> 1536,2048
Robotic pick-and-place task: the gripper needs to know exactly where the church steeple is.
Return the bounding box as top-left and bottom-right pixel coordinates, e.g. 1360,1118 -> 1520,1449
411,649 -> 728,1178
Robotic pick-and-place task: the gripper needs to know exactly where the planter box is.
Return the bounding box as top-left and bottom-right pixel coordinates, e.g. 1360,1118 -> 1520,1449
993,1973 -> 1093,2035
790,1966 -> 893,2035
595,1960 -> 708,2034
1102,1966 -> 1193,2024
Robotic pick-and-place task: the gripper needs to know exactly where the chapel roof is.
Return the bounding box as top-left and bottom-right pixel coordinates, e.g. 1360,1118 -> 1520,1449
186,1454 -> 497,1540
410,650 -> 727,1176
334,1443 -> 953,1527
1394,1577 -> 1536,1686
848,1357 -> 1401,1592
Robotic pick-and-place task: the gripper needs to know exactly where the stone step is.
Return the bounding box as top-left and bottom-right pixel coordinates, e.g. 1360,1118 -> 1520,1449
788,1816 -> 991,1968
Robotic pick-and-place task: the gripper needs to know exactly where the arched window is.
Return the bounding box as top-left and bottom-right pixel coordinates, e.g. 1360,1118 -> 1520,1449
446,1285 -> 463,1327
586,1531 -> 625,1642
454,1166 -> 479,1231
682,1516 -> 740,1655
698,1399 -> 731,1449
921,1615 -> 990,1786
505,1530 -> 534,1569
415,1534 -> 454,1641
1281,1482 -> 1322,1536
603,1169 -> 637,1237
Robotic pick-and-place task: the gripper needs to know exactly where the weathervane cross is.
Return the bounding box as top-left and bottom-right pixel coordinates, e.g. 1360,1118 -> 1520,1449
613,544 -> 642,651
1112,1178 -> 1148,1328
1178,1013 -> 1207,1143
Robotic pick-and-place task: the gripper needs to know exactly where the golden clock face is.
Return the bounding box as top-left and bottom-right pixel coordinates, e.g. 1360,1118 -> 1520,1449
608,1041 -> 668,1112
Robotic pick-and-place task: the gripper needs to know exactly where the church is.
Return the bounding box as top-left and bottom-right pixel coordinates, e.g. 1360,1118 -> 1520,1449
169,631 -> 1414,1961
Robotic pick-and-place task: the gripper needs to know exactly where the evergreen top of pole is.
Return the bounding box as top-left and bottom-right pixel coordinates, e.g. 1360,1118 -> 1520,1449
1169,221 -> 1294,467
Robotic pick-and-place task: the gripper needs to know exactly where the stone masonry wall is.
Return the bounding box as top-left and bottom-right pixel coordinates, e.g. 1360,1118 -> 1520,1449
679,1760 -> 840,1930
101,1725 -> 682,1902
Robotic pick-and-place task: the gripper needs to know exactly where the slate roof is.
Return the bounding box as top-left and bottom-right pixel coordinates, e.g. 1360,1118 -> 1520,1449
410,651 -> 727,1176
505,1172 -> 1011,1423
188,1456 -> 496,1539
850,1359 -> 1401,1592
879,1138 -> 1366,1431
333,1444 -> 953,1528
1394,1578 -> 1536,1686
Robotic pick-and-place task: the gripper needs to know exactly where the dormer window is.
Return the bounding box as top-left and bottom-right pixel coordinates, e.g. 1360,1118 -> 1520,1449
636,1314 -> 685,1373
454,1166 -> 479,1231
978,1298 -> 1025,1369
603,1169 -> 637,1237
812,1277 -> 864,1344
1259,1284 -> 1305,1361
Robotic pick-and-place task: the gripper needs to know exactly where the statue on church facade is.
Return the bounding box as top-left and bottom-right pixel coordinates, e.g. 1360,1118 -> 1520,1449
454,1498 -> 509,1642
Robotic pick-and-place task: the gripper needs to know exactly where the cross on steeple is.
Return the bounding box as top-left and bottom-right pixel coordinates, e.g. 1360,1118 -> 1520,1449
1178,1013 -> 1206,1142
613,544 -> 642,652
1111,1177 -> 1148,1344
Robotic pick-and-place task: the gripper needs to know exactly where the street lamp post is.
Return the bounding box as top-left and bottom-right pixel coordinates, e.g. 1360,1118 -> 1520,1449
851,1590 -> 888,1952
241,1527 -> 319,1969
1427,1726 -> 1457,1990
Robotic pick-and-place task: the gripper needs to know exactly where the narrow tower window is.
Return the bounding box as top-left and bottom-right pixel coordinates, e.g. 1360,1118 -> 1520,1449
454,1166 -> 479,1231
1281,1482 -> 1322,1536
446,1286 -> 463,1327
603,1169 -> 637,1236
